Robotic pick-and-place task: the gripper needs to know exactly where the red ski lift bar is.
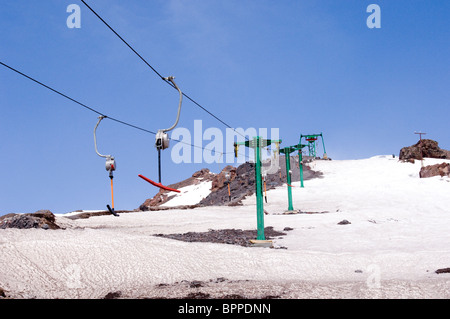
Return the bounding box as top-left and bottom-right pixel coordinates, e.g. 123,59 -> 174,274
138,174 -> 180,193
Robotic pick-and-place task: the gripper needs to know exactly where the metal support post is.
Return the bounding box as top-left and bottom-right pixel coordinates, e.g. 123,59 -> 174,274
284,148 -> 294,211
280,143 -> 307,213
234,136 -> 282,245
254,137 -> 265,240
298,149 -> 304,188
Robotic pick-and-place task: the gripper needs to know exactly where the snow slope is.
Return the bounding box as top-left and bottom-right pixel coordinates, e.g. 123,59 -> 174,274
1,156 -> 450,299
160,181 -> 212,207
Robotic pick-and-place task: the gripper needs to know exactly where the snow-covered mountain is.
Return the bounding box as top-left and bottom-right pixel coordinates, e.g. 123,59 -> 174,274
1,155 -> 450,299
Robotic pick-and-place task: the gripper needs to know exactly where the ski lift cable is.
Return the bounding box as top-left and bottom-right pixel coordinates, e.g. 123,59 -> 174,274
0,61 -> 105,117
80,0 -> 165,81
80,0 -> 249,142
0,61 -> 251,159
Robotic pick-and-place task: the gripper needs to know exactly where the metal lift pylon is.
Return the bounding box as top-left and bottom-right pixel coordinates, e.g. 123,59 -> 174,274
280,143 -> 307,213
300,132 -> 327,159
234,136 -> 282,247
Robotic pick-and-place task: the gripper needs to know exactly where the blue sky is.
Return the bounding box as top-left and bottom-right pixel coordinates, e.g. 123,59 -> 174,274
1,0 -> 449,215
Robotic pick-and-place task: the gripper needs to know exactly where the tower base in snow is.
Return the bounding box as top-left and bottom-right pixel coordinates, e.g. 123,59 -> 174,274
283,210 -> 300,215
249,240 -> 273,248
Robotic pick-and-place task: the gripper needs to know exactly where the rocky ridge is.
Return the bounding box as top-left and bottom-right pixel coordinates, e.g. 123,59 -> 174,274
139,156 -> 324,210
399,139 -> 450,162
399,139 -> 450,179
0,210 -> 60,230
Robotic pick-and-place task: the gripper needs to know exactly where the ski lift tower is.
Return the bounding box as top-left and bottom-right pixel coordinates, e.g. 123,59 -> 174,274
280,143 -> 307,212
234,136 -> 282,247
300,133 -> 327,159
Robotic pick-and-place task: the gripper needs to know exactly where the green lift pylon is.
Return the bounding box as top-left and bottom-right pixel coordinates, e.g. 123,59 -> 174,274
280,144 -> 306,212
297,143 -> 308,188
234,136 -> 281,246
300,132 -> 327,159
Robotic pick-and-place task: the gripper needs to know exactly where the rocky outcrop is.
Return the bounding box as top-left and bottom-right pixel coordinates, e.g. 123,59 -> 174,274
0,210 -> 60,230
199,162 -> 257,207
210,165 -> 237,192
399,139 -> 450,161
419,162 -> 450,178
199,156 -> 323,207
139,156 -> 323,210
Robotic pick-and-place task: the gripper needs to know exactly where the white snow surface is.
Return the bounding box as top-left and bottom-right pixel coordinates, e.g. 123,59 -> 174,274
160,180 -> 212,207
1,156 -> 450,298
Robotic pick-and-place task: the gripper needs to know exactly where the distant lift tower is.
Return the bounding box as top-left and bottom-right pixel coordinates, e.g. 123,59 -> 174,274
300,133 -> 327,159
280,143 -> 307,212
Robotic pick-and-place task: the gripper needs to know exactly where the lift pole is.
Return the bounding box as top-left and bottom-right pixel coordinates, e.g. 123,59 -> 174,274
280,144 -> 307,213
298,149 -> 304,188
234,136 -> 281,245
320,132 -> 327,160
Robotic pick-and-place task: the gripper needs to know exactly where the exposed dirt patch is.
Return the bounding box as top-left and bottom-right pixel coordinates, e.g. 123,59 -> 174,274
273,210 -> 330,215
436,268 -> 450,274
154,226 -> 290,248
65,206 -> 203,220
149,278 -> 281,299
103,291 -> 122,299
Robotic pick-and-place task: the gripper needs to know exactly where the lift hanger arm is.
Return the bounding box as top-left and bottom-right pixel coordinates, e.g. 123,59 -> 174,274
94,115 -> 110,159
161,76 -> 183,133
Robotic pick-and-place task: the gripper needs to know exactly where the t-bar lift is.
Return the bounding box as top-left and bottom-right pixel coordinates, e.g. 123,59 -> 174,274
94,115 -> 119,216
138,76 -> 182,193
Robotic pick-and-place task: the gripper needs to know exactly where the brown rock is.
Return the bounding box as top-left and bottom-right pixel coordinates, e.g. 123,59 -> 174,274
210,166 -> 237,192
399,139 -> 450,161
0,210 -> 60,230
419,162 -> 450,178
192,168 -> 212,178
